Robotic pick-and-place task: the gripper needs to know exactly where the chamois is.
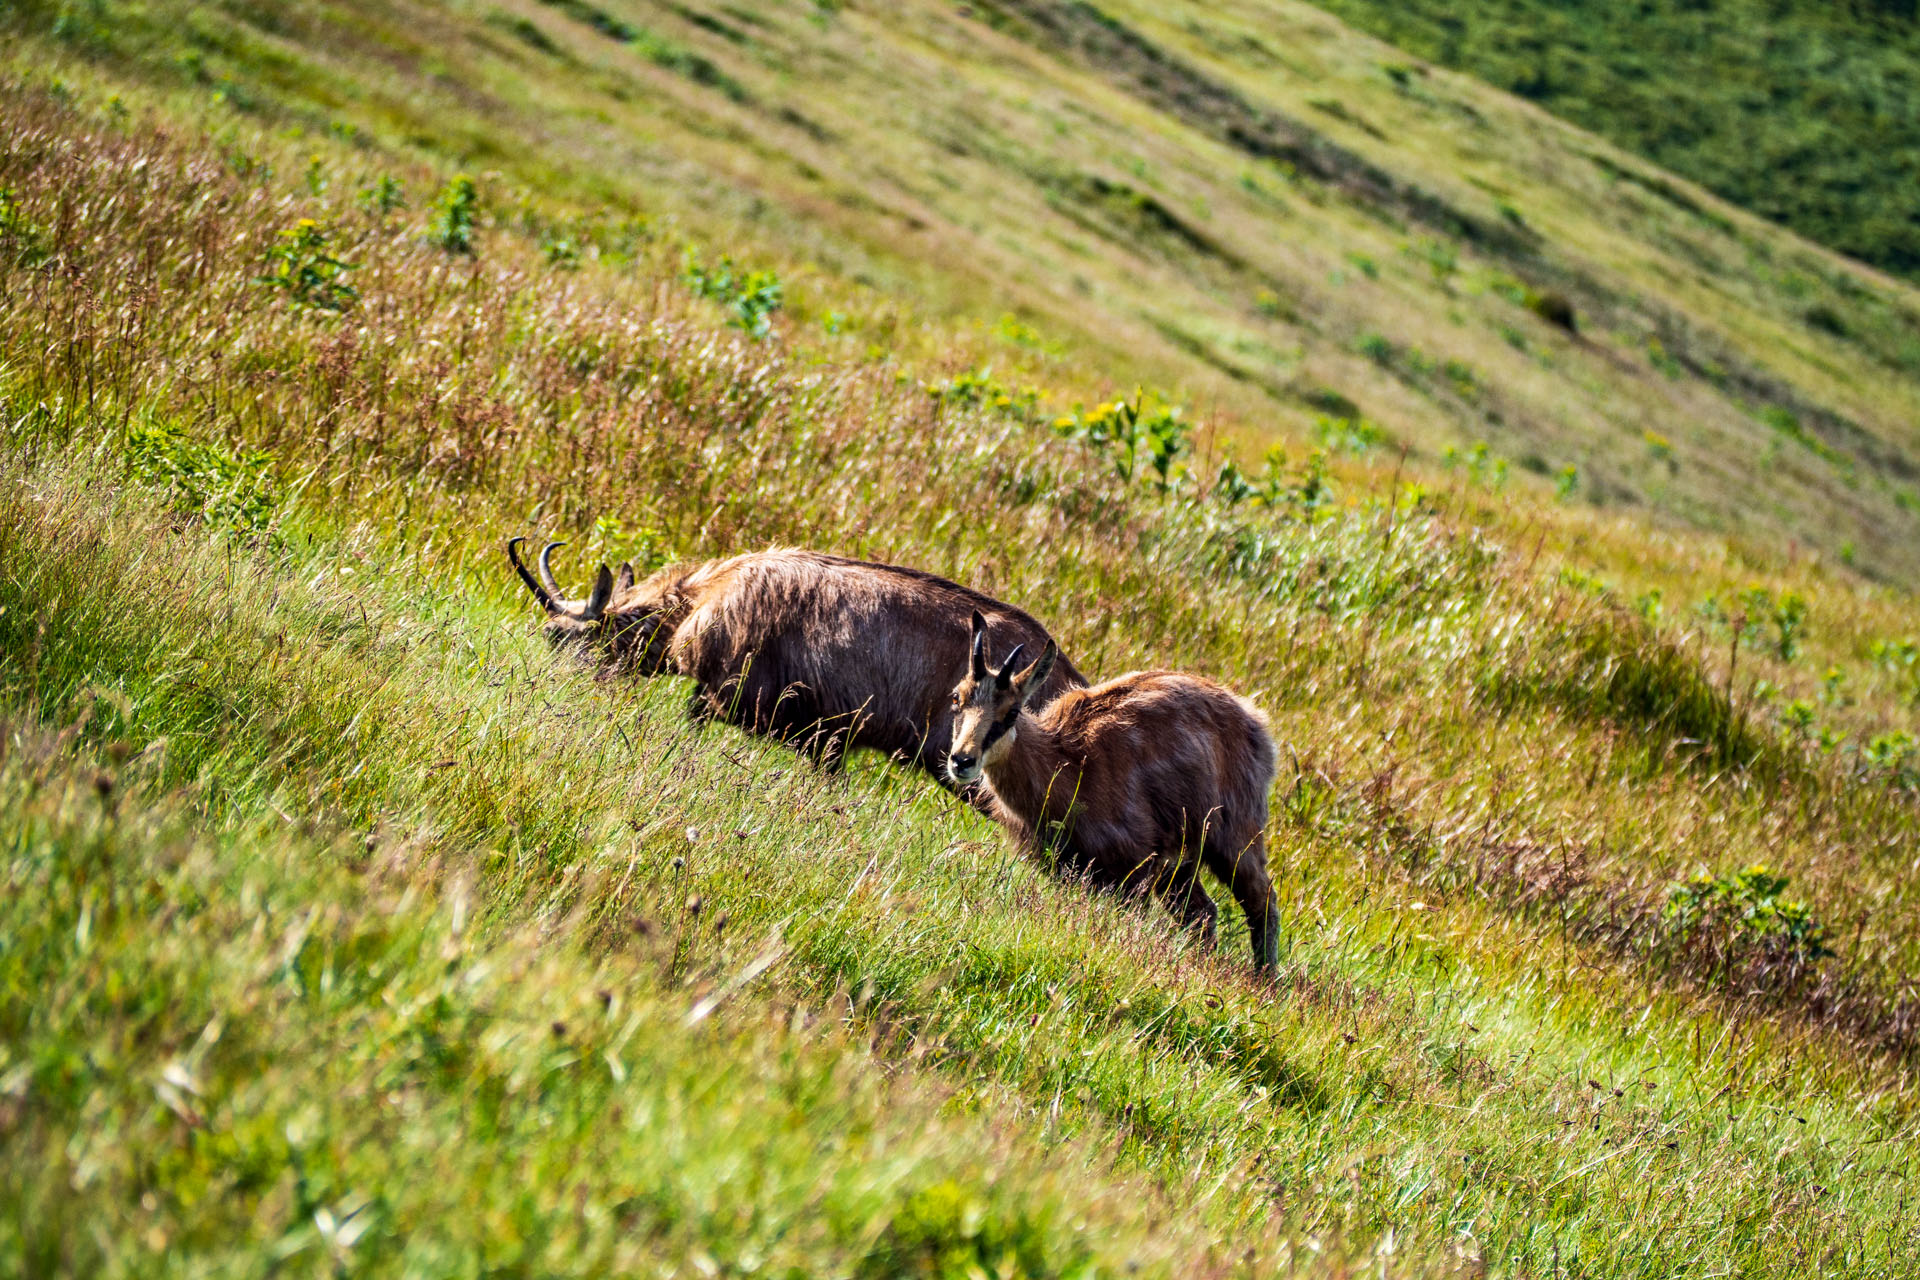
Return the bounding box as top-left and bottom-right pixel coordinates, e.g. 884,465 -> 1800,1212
946,612 -> 1280,972
507,539 -> 1085,782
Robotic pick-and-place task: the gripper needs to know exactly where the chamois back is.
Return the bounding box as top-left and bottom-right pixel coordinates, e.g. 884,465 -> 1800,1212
509,542 -> 1084,782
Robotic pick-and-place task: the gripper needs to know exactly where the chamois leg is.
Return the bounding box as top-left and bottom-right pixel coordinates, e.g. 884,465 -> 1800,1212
1208,832 -> 1279,973
1152,859 -> 1220,947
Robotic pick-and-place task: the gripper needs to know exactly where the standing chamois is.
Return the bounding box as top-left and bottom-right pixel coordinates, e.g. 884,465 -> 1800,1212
507,538 -> 1085,781
945,612 -> 1280,972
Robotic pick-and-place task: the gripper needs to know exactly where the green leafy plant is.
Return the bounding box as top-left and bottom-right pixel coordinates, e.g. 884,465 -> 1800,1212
122,417 -> 278,535
925,367 -> 1038,419
1769,590 -> 1809,661
1052,393 -> 1189,493
1441,440 -> 1508,489
254,219 -> 358,313
430,174 -> 480,254
1555,464 -> 1579,501
1778,698 -> 1816,740
1312,414 -> 1387,455
683,251 -> 784,339
540,229 -> 582,270
1664,864 -> 1833,967
1869,637 -> 1920,706
1414,236 -> 1457,284
0,186 -> 50,267
1864,729 -> 1917,781
359,175 -> 405,217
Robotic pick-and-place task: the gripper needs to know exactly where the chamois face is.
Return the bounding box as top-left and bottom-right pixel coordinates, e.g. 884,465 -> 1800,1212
506,537 -> 625,667
946,611 -> 1055,785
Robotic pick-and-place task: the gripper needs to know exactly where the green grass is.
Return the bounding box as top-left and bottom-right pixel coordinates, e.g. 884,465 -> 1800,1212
7,0 -> 1920,585
8,417 -> 1919,1278
1281,0 -> 1920,282
2,7 -> 1920,1277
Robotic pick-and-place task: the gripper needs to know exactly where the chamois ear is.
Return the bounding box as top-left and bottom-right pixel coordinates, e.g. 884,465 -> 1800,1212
969,611 -> 989,679
1013,642 -> 1057,707
584,564 -> 615,619
616,561 -> 636,592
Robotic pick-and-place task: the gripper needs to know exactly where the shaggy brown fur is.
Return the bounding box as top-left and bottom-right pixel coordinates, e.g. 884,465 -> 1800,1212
947,613 -> 1279,971
508,541 -> 1085,781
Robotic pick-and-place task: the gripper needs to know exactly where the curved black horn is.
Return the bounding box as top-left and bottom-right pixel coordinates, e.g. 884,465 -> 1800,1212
969,611 -> 989,678
538,541 -> 568,597
995,643 -> 1027,688
506,537 -> 558,613
582,564 -> 615,621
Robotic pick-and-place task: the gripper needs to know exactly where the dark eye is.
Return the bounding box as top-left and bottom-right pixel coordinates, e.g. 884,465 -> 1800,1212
949,694 -> 961,709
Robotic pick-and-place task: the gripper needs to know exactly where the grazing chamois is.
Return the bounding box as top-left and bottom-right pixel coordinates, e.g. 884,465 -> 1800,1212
506,539 -> 1085,781
946,612 -> 1280,972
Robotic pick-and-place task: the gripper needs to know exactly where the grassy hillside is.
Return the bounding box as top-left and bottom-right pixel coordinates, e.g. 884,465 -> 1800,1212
3,0 -> 1920,1276
11,0 -> 1920,585
1289,0 -> 1920,281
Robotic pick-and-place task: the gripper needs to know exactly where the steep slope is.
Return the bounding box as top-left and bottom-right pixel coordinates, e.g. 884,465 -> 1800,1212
13,0 -> 1920,580
1288,0 -> 1920,280
4,3 -> 1920,1278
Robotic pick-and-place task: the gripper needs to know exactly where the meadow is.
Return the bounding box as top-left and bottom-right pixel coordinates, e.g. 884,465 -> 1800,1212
1286,0 -> 1920,281
3,0 -> 1920,1275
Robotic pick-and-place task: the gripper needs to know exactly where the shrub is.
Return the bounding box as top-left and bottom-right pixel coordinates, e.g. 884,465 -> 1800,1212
1355,330 -> 1394,363
122,417 -> 278,536
1301,385 -> 1361,418
1524,288 -> 1577,332
1804,303 -> 1848,337
254,219 -> 358,312
358,175 -> 405,217
1555,464 -> 1579,500
1864,729 -> 1917,781
430,174 -> 481,254
682,251 -> 784,339
1663,864 -> 1833,970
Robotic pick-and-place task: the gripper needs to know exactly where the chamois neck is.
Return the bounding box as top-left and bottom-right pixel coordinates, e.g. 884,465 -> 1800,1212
981,710 -> 1074,828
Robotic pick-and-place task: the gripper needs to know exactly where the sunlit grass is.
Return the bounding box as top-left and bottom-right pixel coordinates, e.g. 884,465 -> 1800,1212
1,14 -> 1918,1276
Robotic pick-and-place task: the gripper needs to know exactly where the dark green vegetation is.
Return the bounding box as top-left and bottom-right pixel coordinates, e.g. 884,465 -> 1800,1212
3,0 -> 1920,1274
1289,0 -> 1920,280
